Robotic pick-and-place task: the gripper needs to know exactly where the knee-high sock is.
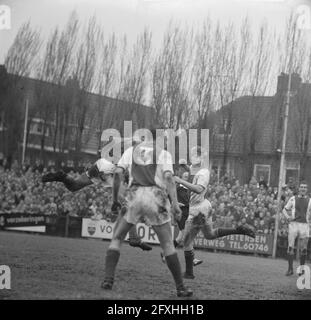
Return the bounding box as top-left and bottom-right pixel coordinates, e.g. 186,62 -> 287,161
184,250 -> 194,276
128,226 -> 139,241
215,228 -> 239,237
300,250 -> 307,266
288,252 -> 294,272
104,249 -> 120,281
165,253 -> 184,290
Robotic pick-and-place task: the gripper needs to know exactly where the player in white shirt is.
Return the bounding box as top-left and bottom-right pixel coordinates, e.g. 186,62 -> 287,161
282,181 -> 311,276
42,158 -> 152,251
161,160 -> 203,266
175,146 -> 255,279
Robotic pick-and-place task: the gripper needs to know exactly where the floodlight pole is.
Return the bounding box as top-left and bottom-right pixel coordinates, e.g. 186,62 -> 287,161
22,99 -> 29,165
272,25 -> 296,258
272,72 -> 292,259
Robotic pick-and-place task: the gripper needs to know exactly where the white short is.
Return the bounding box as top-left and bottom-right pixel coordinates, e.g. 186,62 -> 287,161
122,185 -> 171,226
183,199 -> 213,250
187,199 -> 212,227
288,222 -> 310,248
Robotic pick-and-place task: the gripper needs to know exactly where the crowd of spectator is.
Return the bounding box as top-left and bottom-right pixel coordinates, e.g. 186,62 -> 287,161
0,164 -> 112,220
207,172 -> 293,236
0,162 -> 297,236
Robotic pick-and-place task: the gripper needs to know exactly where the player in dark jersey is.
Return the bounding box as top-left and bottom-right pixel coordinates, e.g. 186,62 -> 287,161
174,160 -> 191,247
41,158 -> 152,251
282,181 -> 311,276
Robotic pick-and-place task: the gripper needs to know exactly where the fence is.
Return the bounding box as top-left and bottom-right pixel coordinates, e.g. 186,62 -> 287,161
0,212 -> 310,260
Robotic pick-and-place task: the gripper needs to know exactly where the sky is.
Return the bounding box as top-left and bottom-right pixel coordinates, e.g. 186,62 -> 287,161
0,0 -> 310,65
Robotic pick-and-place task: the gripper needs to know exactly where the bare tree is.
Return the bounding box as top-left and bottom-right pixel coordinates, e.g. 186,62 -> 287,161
292,81 -> 311,180
5,21 -> 41,78
213,18 -> 252,176
151,23 -> 194,130
114,29 -> 152,131
95,32 -> 118,150
2,21 -> 42,163
71,15 -> 100,161
239,21 -> 276,182
44,11 -> 80,155
119,28 -> 152,104
190,18 -> 216,128
34,29 -> 60,163
284,15 -> 311,181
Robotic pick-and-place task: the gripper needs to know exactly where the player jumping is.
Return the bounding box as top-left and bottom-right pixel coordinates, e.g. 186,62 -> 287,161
282,181 -> 311,276
41,158 -> 152,251
174,146 -> 256,279
161,159 -> 203,266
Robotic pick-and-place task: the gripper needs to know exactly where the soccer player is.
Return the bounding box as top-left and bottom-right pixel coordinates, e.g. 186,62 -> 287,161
283,181 -> 311,276
173,160 -> 203,266
102,132 -> 193,297
41,158 -> 152,251
175,146 -> 255,279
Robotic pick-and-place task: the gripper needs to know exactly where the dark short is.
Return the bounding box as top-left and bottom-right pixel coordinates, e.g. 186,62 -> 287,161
177,206 -> 189,231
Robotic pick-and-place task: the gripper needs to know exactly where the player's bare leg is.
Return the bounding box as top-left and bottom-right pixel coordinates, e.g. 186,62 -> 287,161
153,222 -> 193,297
160,227 -> 202,266
175,230 -> 203,267
102,217 -> 133,290
182,211 -> 256,279
172,211 -> 203,267
175,230 -> 184,247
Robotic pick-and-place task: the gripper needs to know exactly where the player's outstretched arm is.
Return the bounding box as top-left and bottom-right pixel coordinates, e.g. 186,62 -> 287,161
174,176 -> 204,194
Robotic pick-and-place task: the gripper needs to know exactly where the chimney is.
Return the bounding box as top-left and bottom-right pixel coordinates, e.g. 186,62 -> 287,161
276,72 -> 301,95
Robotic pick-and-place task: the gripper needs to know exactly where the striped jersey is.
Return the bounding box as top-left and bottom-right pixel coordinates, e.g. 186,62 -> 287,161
284,195 -> 311,223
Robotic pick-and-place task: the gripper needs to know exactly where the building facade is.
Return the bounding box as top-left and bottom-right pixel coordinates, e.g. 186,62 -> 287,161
0,65 -> 154,169
209,73 -> 311,187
